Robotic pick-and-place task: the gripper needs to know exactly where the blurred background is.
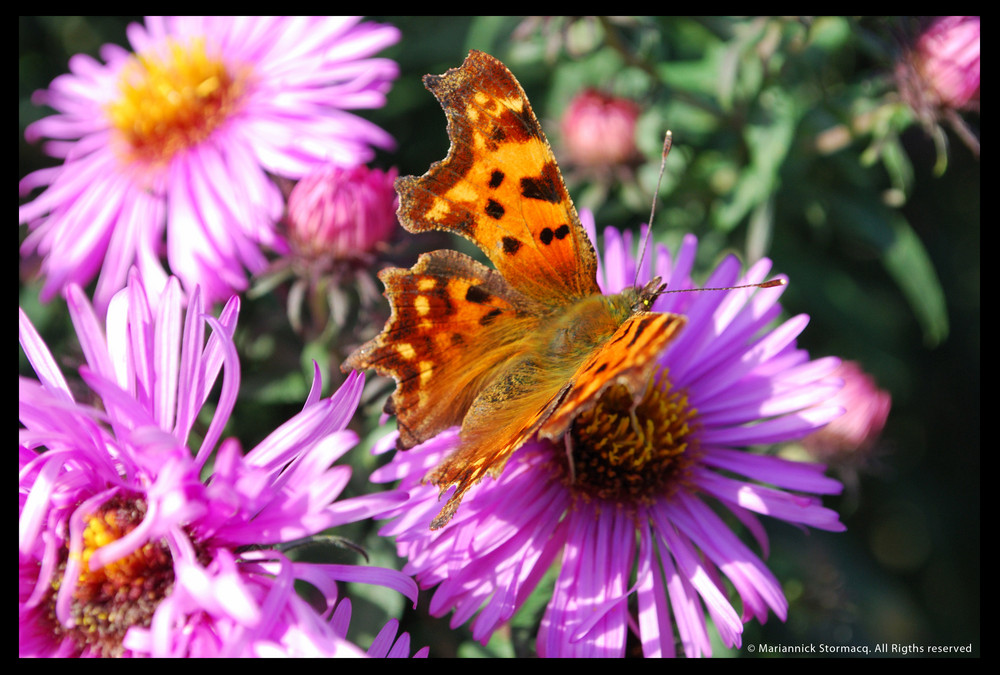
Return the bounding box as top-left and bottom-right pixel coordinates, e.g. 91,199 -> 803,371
20,16 -> 979,656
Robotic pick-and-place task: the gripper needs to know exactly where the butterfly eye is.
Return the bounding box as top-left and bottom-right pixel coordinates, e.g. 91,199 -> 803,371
633,276 -> 665,312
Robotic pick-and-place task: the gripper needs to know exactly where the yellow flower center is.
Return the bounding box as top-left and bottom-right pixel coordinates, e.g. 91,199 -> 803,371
565,369 -> 699,504
108,38 -> 246,165
48,496 -> 175,657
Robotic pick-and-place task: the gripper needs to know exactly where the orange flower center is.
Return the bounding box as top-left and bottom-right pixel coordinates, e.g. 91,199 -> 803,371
108,39 -> 246,165
47,496 -> 175,657
565,369 -> 698,504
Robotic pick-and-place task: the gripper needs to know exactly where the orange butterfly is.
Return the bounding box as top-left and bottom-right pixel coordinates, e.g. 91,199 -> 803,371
344,51 -> 685,529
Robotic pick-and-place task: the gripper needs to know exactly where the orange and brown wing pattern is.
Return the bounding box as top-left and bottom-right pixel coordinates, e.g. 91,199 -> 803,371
347,51 -> 688,530
426,371 -> 570,529
395,50 -> 600,306
343,249 -> 540,450
425,310 -> 686,529
538,311 -> 687,441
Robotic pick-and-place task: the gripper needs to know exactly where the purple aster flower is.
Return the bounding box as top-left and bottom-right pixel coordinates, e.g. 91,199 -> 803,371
368,212 -> 846,657
19,269 -> 420,657
19,16 -> 401,314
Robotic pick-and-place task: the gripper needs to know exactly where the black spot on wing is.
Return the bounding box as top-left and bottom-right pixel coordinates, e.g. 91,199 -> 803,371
465,285 -> 491,304
488,124 -> 506,147
485,199 -> 505,220
520,162 -> 563,203
502,236 -> 522,256
539,224 -> 571,245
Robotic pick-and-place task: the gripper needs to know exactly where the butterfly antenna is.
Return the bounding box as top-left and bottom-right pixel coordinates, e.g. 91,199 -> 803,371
634,131 -> 674,289
662,278 -> 788,295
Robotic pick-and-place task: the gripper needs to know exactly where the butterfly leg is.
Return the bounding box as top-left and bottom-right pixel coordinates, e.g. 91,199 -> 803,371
563,430 -> 577,484
629,405 -> 644,440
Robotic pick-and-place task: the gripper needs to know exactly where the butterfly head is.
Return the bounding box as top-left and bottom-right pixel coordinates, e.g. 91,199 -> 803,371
633,276 -> 666,313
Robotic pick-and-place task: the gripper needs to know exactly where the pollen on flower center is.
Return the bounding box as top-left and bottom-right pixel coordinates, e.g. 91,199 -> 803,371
49,495 -> 175,657
108,39 -> 245,164
565,369 -> 699,503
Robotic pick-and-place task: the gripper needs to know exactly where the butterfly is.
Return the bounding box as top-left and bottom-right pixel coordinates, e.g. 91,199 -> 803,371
344,50 -> 686,529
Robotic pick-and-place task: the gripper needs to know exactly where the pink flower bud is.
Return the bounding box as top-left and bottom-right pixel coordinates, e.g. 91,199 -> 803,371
560,88 -> 641,168
803,361 -> 892,460
913,16 -> 980,109
287,165 -> 399,259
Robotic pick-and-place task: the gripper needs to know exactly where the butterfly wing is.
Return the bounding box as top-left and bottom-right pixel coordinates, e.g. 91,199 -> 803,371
344,249 -> 542,450
426,311 -> 686,529
538,311 -> 687,441
395,50 -> 600,306
426,356 -> 572,529
348,51 -> 682,530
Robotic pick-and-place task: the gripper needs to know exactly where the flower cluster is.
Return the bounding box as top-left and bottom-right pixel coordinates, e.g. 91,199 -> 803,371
20,19 -> 857,658
19,272 -> 420,657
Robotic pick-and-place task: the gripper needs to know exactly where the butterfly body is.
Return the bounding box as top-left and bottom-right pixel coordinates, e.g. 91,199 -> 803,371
546,293 -> 631,359
344,51 -> 686,528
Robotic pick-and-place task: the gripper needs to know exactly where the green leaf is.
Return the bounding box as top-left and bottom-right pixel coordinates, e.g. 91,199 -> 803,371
882,215 -> 950,346
715,87 -> 799,231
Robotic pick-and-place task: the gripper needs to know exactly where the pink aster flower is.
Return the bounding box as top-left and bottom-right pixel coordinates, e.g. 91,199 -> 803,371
19,270 -> 420,657
369,212 -> 846,657
19,16 -> 401,314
